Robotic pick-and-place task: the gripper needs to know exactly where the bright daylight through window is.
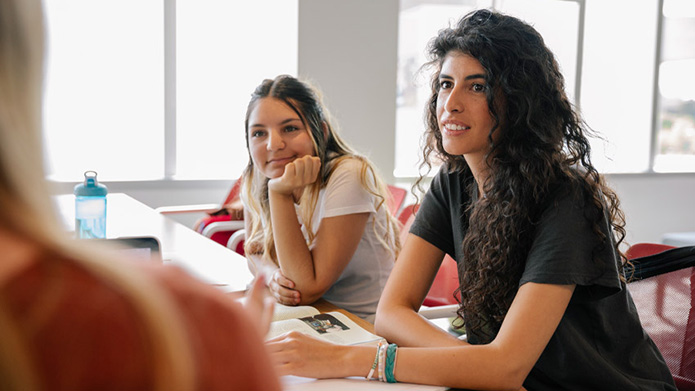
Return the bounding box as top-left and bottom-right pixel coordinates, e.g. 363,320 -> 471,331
654,0 -> 695,172
43,0 -> 297,182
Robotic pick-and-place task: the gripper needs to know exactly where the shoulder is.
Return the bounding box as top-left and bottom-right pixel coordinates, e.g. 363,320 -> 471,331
141,265 -> 281,389
538,173 -> 599,225
5,253 -> 280,390
422,164 -> 474,208
326,156 -> 368,182
323,156 -> 374,197
141,263 -> 266,346
4,253 -> 156,388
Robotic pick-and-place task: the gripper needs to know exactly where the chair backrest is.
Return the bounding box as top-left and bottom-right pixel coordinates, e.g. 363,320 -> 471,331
220,176 -> 243,206
626,242 -> 676,260
627,243 -> 695,390
398,203 -> 459,307
386,185 -> 407,216
196,177 -> 244,246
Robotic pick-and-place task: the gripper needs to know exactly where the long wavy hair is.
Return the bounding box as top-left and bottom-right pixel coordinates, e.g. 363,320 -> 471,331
241,75 -> 400,264
419,9 -> 627,342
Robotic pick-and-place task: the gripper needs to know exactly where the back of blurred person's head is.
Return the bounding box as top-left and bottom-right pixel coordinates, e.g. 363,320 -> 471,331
0,0 -> 58,240
0,2 -> 195,390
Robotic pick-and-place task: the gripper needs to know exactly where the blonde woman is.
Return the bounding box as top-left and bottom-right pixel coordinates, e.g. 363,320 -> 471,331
241,75 -> 400,322
0,1 -> 279,390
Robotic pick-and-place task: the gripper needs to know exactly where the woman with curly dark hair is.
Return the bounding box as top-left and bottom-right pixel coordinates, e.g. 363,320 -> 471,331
267,9 -> 675,390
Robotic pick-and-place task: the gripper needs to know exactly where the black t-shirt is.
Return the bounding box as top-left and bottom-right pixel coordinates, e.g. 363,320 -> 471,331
411,166 -> 676,390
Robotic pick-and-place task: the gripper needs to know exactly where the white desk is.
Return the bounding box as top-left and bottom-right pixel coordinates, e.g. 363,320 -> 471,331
54,193 -> 253,292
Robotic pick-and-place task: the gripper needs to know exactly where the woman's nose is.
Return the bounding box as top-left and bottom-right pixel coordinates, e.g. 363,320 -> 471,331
444,89 -> 463,113
267,129 -> 285,151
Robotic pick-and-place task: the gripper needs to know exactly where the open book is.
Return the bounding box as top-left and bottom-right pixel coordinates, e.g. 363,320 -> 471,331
267,304 -> 381,345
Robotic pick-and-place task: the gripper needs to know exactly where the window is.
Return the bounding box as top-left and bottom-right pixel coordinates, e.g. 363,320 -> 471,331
44,0 -> 165,181
43,0 -> 298,182
654,0 -> 695,172
395,0 -> 695,177
580,0 -> 658,173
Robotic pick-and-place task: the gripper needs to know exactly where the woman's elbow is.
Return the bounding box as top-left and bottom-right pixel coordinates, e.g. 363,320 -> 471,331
295,282 -> 330,305
297,291 -> 323,305
373,301 -> 404,338
373,314 -> 388,337
481,348 -> 531,391
485,374 -> 526,391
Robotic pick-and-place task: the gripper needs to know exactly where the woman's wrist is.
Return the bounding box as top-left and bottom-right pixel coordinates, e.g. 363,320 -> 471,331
267,184 -> 297,199
344,344 -> 382,379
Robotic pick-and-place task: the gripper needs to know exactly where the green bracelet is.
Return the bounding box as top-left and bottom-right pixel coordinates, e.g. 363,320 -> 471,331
385,343 -> 398,383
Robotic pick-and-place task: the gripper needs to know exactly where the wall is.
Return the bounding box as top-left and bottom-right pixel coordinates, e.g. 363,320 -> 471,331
297,0 -> 399,184
605,174 -> 695,245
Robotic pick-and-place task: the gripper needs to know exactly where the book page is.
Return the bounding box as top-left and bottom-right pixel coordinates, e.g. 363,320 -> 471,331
267,311 -> 381,345
272,304 -> 320,322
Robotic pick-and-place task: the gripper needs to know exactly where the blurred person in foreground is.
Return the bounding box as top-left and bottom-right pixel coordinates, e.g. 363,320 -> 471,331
0,1 -> 279,390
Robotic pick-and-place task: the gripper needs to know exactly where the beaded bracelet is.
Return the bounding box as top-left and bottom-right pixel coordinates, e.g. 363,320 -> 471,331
366,339 -> 385,380
378,341 -> 388,382
385,343 -> 398,383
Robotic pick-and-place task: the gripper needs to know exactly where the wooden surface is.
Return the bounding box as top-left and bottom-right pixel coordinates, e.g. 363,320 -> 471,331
54,193 -> 254,292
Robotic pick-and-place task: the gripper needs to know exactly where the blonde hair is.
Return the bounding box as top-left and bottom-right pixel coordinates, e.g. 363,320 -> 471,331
0,1 -> 194,390
240,75 -> 400,264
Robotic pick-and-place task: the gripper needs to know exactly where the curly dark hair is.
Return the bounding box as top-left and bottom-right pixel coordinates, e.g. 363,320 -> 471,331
419,9 -> 628,342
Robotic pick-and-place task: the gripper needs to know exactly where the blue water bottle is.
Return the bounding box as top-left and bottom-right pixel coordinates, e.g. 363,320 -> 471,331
74,170 -> 108,239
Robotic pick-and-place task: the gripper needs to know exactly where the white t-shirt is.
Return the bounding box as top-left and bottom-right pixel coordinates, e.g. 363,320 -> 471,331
296,158 -> 395,322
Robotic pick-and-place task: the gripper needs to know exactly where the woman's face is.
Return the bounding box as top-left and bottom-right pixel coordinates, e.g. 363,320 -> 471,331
436,51 -> 496,164
247,97 -> 316,179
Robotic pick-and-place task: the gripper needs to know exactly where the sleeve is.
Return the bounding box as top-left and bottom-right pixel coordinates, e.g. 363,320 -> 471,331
321,158 -> 377,218
521,184 -> 623,300
409,167 -> 457,257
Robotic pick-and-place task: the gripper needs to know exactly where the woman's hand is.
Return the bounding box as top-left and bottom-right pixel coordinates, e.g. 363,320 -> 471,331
266,331 -> 352,378
269,269 -> 301,305
267,155 -> 321,196
242,273 -> 276,337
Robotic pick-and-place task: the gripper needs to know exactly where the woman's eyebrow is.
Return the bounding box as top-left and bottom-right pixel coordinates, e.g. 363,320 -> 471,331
250,117 -> 301,128
280,118 -> 302,125
465,73 -> 486,81
439,73 -> 487,81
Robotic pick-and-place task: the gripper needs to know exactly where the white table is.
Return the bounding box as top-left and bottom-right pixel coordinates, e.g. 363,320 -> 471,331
54,193 -> 253,292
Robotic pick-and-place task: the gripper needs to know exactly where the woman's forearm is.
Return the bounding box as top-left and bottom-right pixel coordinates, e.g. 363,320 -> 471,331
267,191 -> 318,287
375,303 -> 465,348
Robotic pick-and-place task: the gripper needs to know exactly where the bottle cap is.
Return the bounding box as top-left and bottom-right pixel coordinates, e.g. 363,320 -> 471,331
74,170 -> 108,197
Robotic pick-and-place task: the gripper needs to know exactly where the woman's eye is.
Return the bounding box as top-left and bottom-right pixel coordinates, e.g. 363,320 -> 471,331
439,80 -> 453,89
472,83 -> 485,92
251,130 -> 265,138
284,125 -> 299,133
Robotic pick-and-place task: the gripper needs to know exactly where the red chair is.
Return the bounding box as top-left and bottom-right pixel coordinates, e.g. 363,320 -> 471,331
386,185 -> 407,216
155,178 -> 245,253
397,203 -> 419,226
626,243 -> 695,390
625,242 -> 677,260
